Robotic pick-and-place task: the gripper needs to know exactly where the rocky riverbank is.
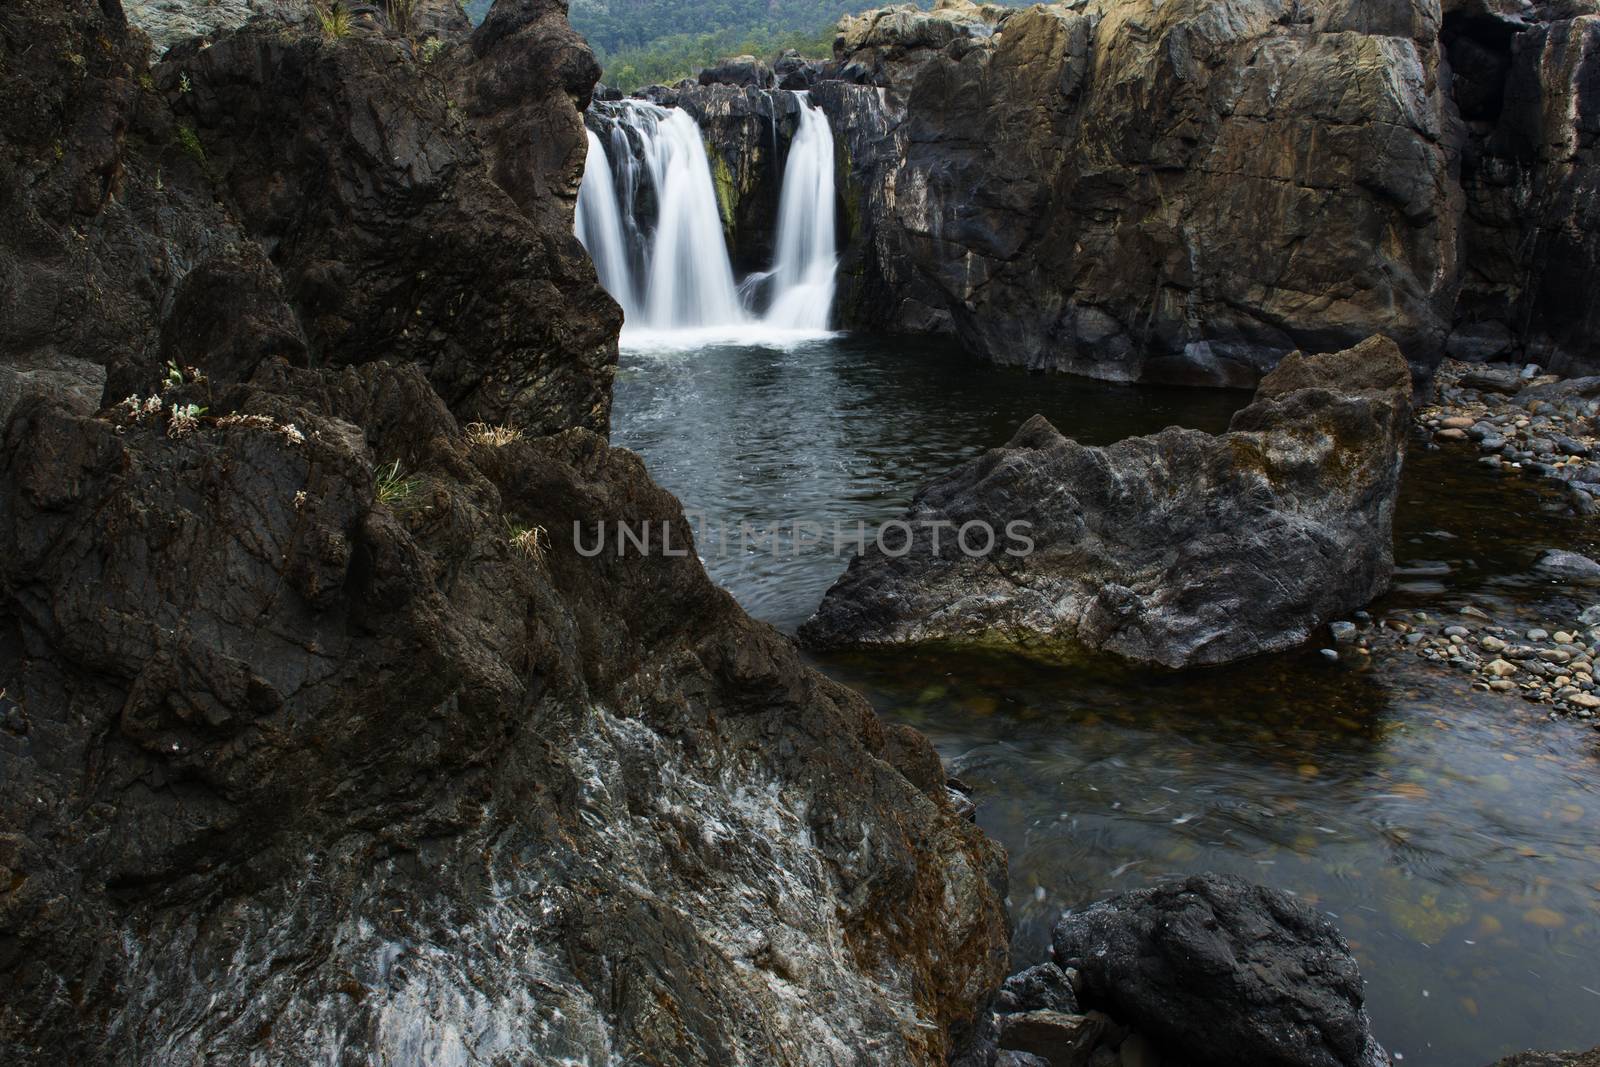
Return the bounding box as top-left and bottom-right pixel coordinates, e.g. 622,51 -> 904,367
1302,357 -> 1600,730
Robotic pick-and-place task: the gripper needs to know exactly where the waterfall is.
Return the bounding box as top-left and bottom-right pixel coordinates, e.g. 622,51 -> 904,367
763,95 -> 837,331
576,95 -> 838,344
575,130 -> 637,320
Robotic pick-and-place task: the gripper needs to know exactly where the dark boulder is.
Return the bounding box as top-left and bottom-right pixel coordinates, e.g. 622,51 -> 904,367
698,54 -> 776,89
801,336 -> 1412,668
1051,874 -> 1389,1067
997,962 -> 1081,1015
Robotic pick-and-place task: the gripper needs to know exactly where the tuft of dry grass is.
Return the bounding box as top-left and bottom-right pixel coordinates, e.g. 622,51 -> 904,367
385,0 -> 419,36
507,524 -> 548,563
467,422 -> 525,448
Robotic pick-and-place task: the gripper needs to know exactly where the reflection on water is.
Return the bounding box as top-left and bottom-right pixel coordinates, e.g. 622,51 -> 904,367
613,335 -> 1600,1066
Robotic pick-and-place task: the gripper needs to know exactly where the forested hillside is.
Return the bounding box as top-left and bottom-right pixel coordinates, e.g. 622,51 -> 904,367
465,0 -> 933,88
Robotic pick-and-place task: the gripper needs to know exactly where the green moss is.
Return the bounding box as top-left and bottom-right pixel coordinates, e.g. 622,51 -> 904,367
709,147 -> 738,245
176,123 -> 205,165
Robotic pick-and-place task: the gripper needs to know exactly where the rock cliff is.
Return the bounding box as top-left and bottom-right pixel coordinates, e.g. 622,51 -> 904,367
671,0 -> 1600,383
0,1 -> 1008,1063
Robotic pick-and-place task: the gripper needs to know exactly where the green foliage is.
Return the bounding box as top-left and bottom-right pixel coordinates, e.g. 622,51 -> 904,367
375,460 -> 424,509
600,24 -> 834,90
462,0 -> 908,89
176,124 -> 205,164
314,2 -> 353,40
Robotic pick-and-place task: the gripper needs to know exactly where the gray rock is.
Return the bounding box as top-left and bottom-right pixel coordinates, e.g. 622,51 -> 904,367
1052,874 -> 1389,1067
1330,622 -> 1359,643
997,962 -> 1081,1016
1537,550 -> 1600,581
801,338 -> 1411,668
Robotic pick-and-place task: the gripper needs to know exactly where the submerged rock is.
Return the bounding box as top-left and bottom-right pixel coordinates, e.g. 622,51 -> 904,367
1052,874 -> 1390,1067
801,337 -> 1412,668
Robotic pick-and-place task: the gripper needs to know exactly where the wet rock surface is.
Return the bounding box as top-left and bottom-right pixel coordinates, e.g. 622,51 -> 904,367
0,1 -> 1009,1063
1420,359 -> 1600,516
1051,874 -> 1389,1067
801,337 -> 1412,668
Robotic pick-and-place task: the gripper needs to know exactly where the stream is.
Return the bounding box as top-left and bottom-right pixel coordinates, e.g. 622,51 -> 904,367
612,333 -> 1600,1067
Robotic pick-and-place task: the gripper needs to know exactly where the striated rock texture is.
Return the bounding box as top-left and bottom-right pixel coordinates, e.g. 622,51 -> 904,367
1051,874 -> 1390,1067
823,0 -> 1460,385
1450,2 -> 1600,374
800,336 -> 1412,668
0,1 -> 1009,1064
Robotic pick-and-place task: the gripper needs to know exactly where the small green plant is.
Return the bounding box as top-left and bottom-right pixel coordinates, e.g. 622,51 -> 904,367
506,522 -> 549,563
314,2 -> 353,40
375,460 -> 423,509
420,37 -> 447,64
178,71 -> 192,94
176,123 -> 205,164
167,403 -> 207,439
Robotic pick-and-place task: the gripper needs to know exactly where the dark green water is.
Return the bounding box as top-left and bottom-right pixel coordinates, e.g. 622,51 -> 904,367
612,334 -> 1600,1066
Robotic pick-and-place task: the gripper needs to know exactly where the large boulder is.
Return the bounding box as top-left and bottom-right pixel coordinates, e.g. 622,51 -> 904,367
1051,874 -> 1390,1067
800,336 -> 1412,668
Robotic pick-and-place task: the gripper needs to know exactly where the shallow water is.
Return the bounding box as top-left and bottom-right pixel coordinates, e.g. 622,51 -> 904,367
612,334 -> 1600,1066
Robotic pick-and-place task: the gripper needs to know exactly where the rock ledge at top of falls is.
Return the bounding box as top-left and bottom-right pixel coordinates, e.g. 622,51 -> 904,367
665,0 -> 1600,381
799,335 -> 1412,669
0,1 -> 1008,1063
1050,874 -> 1391,1067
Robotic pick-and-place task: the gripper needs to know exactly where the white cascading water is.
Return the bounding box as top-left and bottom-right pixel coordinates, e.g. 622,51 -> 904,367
575,130 -> 637,320
763,95 -> 837,331
576,95 -> 838,344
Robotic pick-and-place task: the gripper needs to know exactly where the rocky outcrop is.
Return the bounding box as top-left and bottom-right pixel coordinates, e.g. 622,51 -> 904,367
800,336 -> 1411,668
1451,4 -> 1600,374
0,1 -> 1009,1063
1051,874 -> 1390,1067
655,0 -> 1600,382
815,0 -> 1461,386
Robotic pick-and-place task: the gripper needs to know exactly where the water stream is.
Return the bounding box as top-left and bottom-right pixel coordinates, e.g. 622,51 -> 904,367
611,335 -> 1600,1067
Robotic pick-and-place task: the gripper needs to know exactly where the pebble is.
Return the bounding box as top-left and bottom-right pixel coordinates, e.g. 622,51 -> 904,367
1485,659 -> 1519,678
1528,629 -> 1550,642
1480,636 -> 1507,652
1554,631 -> 1574,644
1319,648 -> 1340,662
1329,621 -> 1358,643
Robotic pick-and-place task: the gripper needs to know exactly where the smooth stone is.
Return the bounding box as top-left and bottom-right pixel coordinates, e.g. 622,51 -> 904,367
1485,659 -> 1519,678
1330,621 -> 1358,643
1536,550 -> 1600,581
1528,629 -> 1550,642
